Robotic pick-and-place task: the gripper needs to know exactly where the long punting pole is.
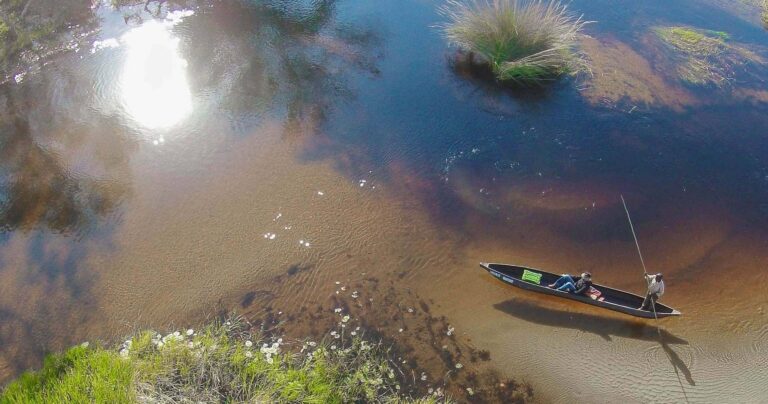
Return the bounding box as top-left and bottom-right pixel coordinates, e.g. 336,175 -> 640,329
620,195 -> 689,403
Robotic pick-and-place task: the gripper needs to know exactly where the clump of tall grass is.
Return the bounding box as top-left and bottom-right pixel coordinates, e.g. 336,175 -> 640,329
438,0 -> 588,83
0,317 -> 440,403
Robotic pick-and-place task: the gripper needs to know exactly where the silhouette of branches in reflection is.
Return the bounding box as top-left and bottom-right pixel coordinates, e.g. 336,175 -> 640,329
183,0 -> 382,136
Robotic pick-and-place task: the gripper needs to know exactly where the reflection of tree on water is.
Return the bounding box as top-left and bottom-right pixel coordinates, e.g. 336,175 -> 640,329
0,0 -> 98,80
183,0 -> 381,136
0,75 -> 133,380
0,88 -> 131,235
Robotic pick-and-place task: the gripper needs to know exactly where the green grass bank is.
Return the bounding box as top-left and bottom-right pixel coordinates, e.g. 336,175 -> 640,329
0,318 -> 441,403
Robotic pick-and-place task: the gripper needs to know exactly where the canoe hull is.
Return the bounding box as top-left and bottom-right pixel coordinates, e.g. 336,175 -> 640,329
480,263 -> 681,319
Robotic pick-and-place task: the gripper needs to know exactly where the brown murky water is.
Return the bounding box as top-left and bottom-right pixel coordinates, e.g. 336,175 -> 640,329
2,0 -> 768,402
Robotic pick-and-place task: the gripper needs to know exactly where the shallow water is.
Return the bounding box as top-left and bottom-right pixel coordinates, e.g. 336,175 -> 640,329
1,0 -> 768,401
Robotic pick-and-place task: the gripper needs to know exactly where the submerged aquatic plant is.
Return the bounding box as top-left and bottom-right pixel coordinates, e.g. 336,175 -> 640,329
653,26 -> 762,86
763,0 -> 768,30
438,0 -> 589,83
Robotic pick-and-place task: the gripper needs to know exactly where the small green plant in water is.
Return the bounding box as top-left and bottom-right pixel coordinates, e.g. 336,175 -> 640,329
651,26 -> 765,86
438,0 -> 589,84
0,21 -> 9,41
763,0 -> 768,30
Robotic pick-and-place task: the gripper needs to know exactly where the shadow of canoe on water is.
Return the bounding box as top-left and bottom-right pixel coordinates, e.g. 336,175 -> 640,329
493,299 -> 696,386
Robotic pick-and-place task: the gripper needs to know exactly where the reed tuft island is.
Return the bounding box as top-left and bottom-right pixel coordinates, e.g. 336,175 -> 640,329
438,0 -> 588,83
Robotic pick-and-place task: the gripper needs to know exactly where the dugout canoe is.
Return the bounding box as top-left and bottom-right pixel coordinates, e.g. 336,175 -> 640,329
480,263 -> 681,319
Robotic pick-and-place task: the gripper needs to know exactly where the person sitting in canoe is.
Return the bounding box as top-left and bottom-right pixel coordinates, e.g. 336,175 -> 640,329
547,272 -> 592,295
639,273 -> 665,311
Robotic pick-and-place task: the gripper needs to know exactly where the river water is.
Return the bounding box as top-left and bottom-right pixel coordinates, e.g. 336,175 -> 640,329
1,0 -> 767,402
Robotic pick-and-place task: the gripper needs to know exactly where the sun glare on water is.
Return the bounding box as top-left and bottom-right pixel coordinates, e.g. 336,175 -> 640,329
121,20 -> 191,130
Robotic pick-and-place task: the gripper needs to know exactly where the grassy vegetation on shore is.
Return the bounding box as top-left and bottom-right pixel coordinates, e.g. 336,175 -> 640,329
438,0 -> 588,83
0,317 -> 440,403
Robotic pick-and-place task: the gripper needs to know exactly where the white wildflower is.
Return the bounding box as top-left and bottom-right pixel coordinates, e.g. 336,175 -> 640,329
341,286 -> 347,291
186,329 -> 194,336
119,349 -> 129,358
308,341 -> 317,347
80,342 -> 89,348
407,308 -> 414,313
266,356 -> 274,364
342,315 -> 350,323
447,326 -> 455,336
173,331 -> 181,337
330,345 -> 337,350
245,340 -> 253,347
350,331 -> 357,336
335,281 -> 341,285
245,351 -> 253,358
428,388 -> 434,394
398,328 -> 403,333
334,308 -> 342,313
467,387 -> 475,396
455,363 -> 463,369
277,338 -> 283,344
421,372 -> 427,381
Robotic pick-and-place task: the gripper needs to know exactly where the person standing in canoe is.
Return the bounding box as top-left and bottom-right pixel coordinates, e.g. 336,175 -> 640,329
547,272 -> 592,295
639,273 -> 665,311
